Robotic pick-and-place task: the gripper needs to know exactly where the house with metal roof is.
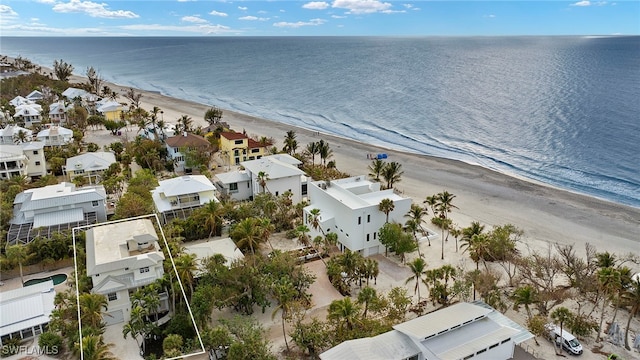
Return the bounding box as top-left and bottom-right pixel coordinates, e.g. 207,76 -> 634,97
151,175 -> 218,224
0,280 -> 56,346
85,218 -> 168,325
213,170 -> 252,201
7,182 -> 107,244
240,153 -> 308,204
96,100 -> 126,121
26,90 -> 44,102
64,151 -> 116,185
36,125 -> 73,147
184,238 -> 245,277
320,301 -> 533,360
304,175 -> 412,257
48,101 -> 74,125
0,142 -> 46,180
13,104 -> 43,128
0,125 -> 33,145
61,87 -> 90,100
165,132 -> 211,173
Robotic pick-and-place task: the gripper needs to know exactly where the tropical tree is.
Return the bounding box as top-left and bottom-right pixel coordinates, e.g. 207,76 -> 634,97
623,278 -> 640,350
230,218 -> 263,257
368,159 -> 385,182
86,66 -> 104,94
205,106 -> 223,125
357,286 -> 378,319
328,297 -> 361,333
81,335 -> 116,360
53,59 -> 74,81
596,266 -> 621,341
12,129 -> 30,144
378,198 -> 395,223
257,171 -> 269,193
317,139 -> 333,166
435,191 -> 457,260
550,307 -> 573,355
175,252 -> 198,299
271,278 -> 297,352
406,257 -> 428,301
405,203 -> 429,252
283,130 -> 298,155
124,87 -> 142,109
202,199 -> 224,238
176,115 -> 193,133
382,161 -> 404,189
6,244 -> 33,285
305,142 -> 319,165
511,285 -> 538,322
79,293 -> 108,329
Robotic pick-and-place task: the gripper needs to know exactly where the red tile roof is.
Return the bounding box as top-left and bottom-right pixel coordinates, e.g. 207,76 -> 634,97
166,133 -> 210,148
220,131 -> 247,140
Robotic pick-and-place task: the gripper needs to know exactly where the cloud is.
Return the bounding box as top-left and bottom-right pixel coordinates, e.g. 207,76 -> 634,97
36,0 -> 56,4
238,6 -> 248,10
209,10 -> 228,17
571,0 -> 591,5
303,2 -> 330,10
332,0 -> 393,14
484,14 -> 496,18
121,23 -> 233,35
331,15 -> 347,18
52,0 -> 139,19
239,16 -> 269,21
0,5 -> 18,18
182,16 -> 208,24
273,18 -> 326,28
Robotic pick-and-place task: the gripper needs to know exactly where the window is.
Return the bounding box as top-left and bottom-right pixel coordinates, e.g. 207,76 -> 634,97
229,183 -> 238,191
35,161 -> 41,166
358,216 -> 361,225
108,292 -> 117,301
251,148 -> 259,153
33,150 -> 38,155
374,232 -> 377,240
234,139 -> 243,145
92,200 -> 99,207
366,234 -> 370,242
367,214 -> 371,223
234,150 -> 239,156
140,267 -> 150,273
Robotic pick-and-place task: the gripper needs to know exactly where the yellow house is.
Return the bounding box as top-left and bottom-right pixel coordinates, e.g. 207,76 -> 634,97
96,101 -> 125,121
219,131 -> 271,166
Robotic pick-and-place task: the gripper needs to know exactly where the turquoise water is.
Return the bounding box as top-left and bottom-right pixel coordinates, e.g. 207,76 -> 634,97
24,273 -> 68,287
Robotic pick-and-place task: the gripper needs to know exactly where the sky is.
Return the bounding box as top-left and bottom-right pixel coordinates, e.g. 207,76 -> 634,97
0,0 -> 639,37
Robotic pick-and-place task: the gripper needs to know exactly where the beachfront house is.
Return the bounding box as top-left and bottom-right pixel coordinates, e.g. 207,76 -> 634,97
165,132 -> 211,173
0,280 -> 56,346
36,125 -> 73,147
304,175 -> 411,257
85,218 -> 169,326
0,125 -> 33,145
48,101 -> 74,125
64,151 -> 116,185
320,301 -> 533,360
7,182 -> 107,244
218,131 -> 271,167
240,154 -> 308,203
151,175 -> 218,224
213,170 -> 252,201
96,99 -> 125,121
0,142 -> 46,180
26,90 -> 44,102
61,87 -> 90,101
9,96 -> 33,108
13,104 -> 43,128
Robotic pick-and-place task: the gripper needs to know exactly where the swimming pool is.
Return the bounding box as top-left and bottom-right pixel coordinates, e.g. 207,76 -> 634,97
24,273 -> 68,287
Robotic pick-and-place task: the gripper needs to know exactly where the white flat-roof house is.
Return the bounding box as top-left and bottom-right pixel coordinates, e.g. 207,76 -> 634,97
86,218 -> 168,326
0,125 -> 33,145
13,104 -> 43,128
184,238 -> 245,277
8,182 -> 107,244
213,170 -> 252,201
0,280 -> 56,346
152,175 -> 219,224
240,154 -> 308,203
0,142 -> 46,180
64,151 -> 116,184
320,301 -> 533,360
36,125 -> 73,147
304,175 -> 412,257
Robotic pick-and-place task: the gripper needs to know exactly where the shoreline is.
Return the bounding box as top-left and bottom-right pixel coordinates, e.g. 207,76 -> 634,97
7,58 -> 639,262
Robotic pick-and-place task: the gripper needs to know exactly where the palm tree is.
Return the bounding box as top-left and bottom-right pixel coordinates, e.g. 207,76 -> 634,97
423,195 -> 439,215
406,257 -> 428,301
378,198 -> 395,223
175,252 -> 198,299
435,191 -> 457,260
305,142 -> 319,165
271,278 -> 296,352
368,159 -> 385,182
623,278 -> 640,350
6,244 -> 33,285
460,232 -> 489,271
406,203 -> 429,250
357,286 -> 377,319
382,161 -> 404,189
328,297 -> 361,332
596,266 -> 621,341
230,218 -> 263,257
202,200 -> 224,238
79,293 -> 108,329
596,251 -> 617,268
511,285 -> 538,321
283,130 -> 298,155
550,307 -> 573,355
12,129 -> 30,144
257,171 -> 269,193
318,139 -> 333,166
82,335 -> 117,360
295,224 -> 311,247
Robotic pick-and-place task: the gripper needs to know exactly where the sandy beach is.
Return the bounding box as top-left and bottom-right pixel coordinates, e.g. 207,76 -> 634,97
98,79 -> 639,262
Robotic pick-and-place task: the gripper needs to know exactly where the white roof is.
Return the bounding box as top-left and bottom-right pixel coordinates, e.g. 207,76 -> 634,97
37,125 -> 73,137
320,330 -> 419,360
26,90 -> 43,100
49,101 -> 72,114
0,125 -> 33,139
66,151 -> 116,172
62,87 -> 89,99
214,170 -> 251,185
9,96 -> 33,107
0,145 -> 27,160
21,141 -> 45,151
13,104 -> 42,117
313,175 -> 408,210
184,238 -> 245,276
241,155 -> 305,179
96,100 -> 123,113
33,207 -> 84,227
155,175 -> 216,197
394,302 -> 491,339
0,280 -> 56,337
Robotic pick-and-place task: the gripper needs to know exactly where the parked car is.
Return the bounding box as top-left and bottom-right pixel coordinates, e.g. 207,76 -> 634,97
545,323 -> 583,355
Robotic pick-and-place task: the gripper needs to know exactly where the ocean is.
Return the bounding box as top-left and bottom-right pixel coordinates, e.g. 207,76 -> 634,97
1,36 -> 639,207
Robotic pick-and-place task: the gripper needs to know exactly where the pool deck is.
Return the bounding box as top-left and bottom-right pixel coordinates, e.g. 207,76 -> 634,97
0,266 -> 74,293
